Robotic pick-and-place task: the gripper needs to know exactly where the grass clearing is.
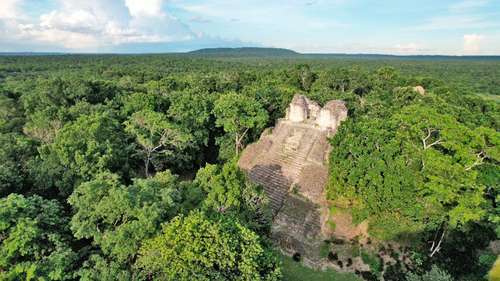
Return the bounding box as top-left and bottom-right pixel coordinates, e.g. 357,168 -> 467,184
280,254 -> 362,281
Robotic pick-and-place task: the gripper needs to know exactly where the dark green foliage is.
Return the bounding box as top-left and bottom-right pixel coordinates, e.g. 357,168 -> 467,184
0,89 -> 25,133
0,133 -> 36,196
361,250 -> 382,274
34,111 -> 131,196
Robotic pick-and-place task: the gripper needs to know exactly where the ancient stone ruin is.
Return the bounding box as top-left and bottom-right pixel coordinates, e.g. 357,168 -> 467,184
238,94 -> 348,267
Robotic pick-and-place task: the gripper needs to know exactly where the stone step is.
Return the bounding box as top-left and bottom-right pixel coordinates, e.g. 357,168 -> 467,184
274,154 -> 308,167
277,149 -> 309,159
248,165 -> 290,214
271,157 -> 306,170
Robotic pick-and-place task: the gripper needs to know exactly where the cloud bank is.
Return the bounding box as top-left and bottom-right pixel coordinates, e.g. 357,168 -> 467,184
0,0 -> 249,52
0,0 -> 499,54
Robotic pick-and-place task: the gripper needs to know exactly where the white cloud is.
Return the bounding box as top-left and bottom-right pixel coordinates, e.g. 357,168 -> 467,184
19,23 -> 100,49
0,0 -> 196,50
394,43 -> 420,53
463,34 -> 484,53
0,0 -> 23,19
125,0 -> 165,17
40,10 -> 103,33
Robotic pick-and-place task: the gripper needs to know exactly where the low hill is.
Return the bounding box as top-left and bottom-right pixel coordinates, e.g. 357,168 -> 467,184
188,47 -> 300,57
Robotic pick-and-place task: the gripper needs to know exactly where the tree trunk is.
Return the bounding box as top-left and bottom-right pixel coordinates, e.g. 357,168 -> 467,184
145,150 -> 151,177
235,134 -> 240,155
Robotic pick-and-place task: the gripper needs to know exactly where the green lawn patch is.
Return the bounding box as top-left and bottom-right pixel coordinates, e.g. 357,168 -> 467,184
360,250 -> 382,274
280,254 -> 362,281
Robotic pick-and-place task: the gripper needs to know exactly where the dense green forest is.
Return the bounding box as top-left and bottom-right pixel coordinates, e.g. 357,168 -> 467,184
0,53 -> 498,281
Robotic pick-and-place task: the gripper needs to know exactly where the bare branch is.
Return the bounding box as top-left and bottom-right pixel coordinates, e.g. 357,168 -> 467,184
429,223 -> 447,257
465,151 -> 486,171
422,128 -> 441,149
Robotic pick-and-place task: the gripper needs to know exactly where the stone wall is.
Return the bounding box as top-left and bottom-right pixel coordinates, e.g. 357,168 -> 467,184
286,94 -> 348,133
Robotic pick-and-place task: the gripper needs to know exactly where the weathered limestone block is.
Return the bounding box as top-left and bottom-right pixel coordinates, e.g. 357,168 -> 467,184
316,100 -> 348,131
288,95 -> 308,122
413,85 -> 426,95
306,98 -> 321,120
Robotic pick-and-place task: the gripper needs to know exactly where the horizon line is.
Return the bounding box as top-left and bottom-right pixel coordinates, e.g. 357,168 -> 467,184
1,47 -> 500,58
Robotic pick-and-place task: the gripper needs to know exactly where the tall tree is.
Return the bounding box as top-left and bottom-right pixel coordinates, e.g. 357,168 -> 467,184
0,194 -> 77,280
124,110 -> 192,176
34,111 -> 129,196
213,92 -> 268,155
136,211 -> 281,281
69,171 -> 180,279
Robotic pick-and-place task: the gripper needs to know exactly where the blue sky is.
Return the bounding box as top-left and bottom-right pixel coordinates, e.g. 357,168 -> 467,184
0,0 -> 499,54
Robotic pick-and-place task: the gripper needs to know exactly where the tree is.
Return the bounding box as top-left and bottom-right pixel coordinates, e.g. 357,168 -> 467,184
0,194 -> 77,280
0,89 -> 24,133
329,101 -> 499,241
124,109 -> 192,176
76,254 -> 134,281
34,111 -> 129,196
195,162 -> 246,212
167,90 -> 213,146
136,211 -> 281,281
0,133 -> 35,196
406,266 -> 454,281
194,161 -> 272,233
68,171 -> 180,266
119,92 -> 165,117
167,89 -> 214,165
213,92 -> 268,155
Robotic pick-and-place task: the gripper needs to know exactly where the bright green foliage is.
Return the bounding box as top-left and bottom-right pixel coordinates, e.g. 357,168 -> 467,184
489,257 -> 500,281
22,110 -> 63,144
136,211 -> 281,281
194,161 -> 272,233
213,92 -> 268,156
406,266 -> 454,281
124,109 -> 192,176
119,92 -> 159,116
0,194 -> 77,280
329,96 -> 500,237
195,162 -> 247,211
68,171 -> 180,264
243,85 -> 295,125
0,54 -> 499,281
394,105 -> 498,227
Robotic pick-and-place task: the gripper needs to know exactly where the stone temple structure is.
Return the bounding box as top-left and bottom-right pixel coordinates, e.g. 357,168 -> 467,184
238,94 -> 348,267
